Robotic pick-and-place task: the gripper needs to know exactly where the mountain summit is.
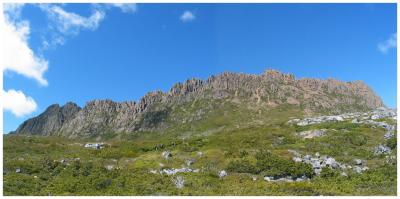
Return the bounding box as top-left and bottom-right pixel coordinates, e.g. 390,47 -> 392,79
12,69 -> 383,138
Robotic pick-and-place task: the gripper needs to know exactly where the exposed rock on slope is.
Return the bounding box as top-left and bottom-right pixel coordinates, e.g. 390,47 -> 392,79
12,69 -> 384,137
13,102 -> 81,136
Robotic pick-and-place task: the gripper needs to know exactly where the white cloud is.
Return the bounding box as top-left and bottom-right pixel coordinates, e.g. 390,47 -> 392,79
111,3 -> 137,13
180,11 -> 195,22
1,3 -> 138,118
2,89 -> 37,117
378,33 -> 397,54
39,4 -> 105,35
2,3 -> 49,86
3,3 -> 24,21
38,4 -> 137,50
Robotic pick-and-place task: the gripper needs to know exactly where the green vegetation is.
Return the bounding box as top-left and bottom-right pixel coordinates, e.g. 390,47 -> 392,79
3,103 -> 397,195
255,150 -> 314,178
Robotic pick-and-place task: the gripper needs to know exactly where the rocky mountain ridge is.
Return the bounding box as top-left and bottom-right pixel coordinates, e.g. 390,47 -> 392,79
12,69 -> 384,137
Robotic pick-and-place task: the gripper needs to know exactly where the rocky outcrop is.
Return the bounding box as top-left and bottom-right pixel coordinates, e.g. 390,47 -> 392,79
13,69 -> 385,137
172,176 -> 185,189
150,167 -> 200,175
12,102 -> 81,135
288,150 -> 369,175
374,145 -> 392,155
289,106 -> 396,127
264,175 -> 309,182
297,129 -> 327,139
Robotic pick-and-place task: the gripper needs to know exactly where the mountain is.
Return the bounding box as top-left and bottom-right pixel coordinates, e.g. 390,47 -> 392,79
12,102 -> 81,136
12,69 -> 384,138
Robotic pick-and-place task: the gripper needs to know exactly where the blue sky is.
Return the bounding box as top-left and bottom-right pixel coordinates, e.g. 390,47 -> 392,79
2,3 -> 397,133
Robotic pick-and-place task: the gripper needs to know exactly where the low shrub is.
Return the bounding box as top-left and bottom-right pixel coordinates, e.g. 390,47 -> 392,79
226,159 -> 258,174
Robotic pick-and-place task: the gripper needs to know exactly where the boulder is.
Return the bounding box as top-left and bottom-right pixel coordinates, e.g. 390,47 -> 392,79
295,115 -> 344,126
315,152 -> 320,158
353,166 -> 362,174
172,176 -> 185,189
162,151 -> 172,159
185,159 -> 195,166
149,170 -> 158,174
159,167 -> 200,175
293,157 -> 303,162
325,157 -> 339,169
330,162 -> 340,169
303,155 -> 312,161
354,159 -> 363,165
162,169 -> 176,175
371,115 -> 380,120
264,176 -> 273,182
264,176 -> 295,182
105,165 -> 114,171
295,175 -> 309,182
218,170 -> 227,178
297,130 -> 327,139
384,131 -> 394,139
351,118 -> 361,123
325,157 -> 336,166
297,121 -> 310,126
310,158 -> 320,165
385,155 -> 397,164
288,149 -> 301,157
374,145 -> 391,155
314,168 -> 322,175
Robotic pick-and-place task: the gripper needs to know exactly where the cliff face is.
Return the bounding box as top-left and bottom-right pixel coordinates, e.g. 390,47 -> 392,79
13,102 -> 81,136
12,69 -> 384,137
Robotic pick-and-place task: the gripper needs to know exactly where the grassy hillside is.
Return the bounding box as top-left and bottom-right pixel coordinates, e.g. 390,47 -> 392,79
3,105 -> 397,195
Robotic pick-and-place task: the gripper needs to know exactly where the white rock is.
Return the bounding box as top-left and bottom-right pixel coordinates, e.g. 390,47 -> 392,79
162,151 -> 172,159
354,166 -> 362,174
315,152 -> 320,158
374,145 -> 391,155
362,166 -> 369,171
325,157 -> 336,166
185,159 -> 195,166
371,115 -> 380,120
172,176 -> 185,189
105,165 -> 114,171
218,170 -> 227,178
293,157 -> 303,162
150,170 -> 158,174
303,155 -> 312,161
354,159 -> 363,165
384,131 -> 394,139
264,176 -> 273,182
